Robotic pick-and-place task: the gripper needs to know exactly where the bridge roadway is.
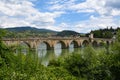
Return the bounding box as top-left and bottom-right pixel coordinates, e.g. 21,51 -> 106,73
3,37 -> 113,50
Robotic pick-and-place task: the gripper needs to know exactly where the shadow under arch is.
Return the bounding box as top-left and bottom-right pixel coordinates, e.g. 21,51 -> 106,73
19,42 -> 30,48
92,40 -> 98,47
99,40 -> 105,46
69,40 -> 79,48
37,41 -> 51,50
111,41 -> 114,45
17,42 -> 30,54
106,41 -> 110,46
54,40 -> 66,49
82,40 -> 89,47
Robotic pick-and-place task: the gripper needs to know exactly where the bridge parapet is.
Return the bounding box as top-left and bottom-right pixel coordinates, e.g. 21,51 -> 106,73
2,37 -> 91,41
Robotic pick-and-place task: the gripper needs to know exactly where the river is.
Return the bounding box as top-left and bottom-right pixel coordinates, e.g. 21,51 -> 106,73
36,42 -> 83,66
19,42 -> 85,66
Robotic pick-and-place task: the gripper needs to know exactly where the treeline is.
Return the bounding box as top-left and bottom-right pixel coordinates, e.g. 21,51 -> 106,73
87,27 -> 120,38
56,30 -> 80,37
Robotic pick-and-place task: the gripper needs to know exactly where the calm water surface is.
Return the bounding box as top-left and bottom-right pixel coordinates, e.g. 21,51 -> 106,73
36,43 -> 83,66
20,42 -> 83,66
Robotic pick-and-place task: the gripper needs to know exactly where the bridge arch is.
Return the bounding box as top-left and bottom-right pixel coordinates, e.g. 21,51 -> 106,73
69,40 -> 79,48
106,41 -> 110,45
54,40 -> 66,49
17,42 -> 30,54
99,40 -> 105,46
82,40 -> 89,47
19,42 -> 30,48
92,40 -> 98,47
37,41 -> 51,50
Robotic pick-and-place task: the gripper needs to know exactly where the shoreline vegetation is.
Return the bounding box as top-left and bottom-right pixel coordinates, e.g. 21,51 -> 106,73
0,30 -> 120,80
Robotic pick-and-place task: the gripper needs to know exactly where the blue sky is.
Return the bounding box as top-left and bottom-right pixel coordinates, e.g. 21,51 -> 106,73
0,0 -> 120,33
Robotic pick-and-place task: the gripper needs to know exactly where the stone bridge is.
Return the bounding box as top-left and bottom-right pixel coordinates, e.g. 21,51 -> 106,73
3,36 -> 113,50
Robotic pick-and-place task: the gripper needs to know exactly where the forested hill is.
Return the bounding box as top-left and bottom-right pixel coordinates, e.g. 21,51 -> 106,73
6,26 -> 57,33
57,30 -> 80,37
88,27 -> 120,38
2,26 -> 58,38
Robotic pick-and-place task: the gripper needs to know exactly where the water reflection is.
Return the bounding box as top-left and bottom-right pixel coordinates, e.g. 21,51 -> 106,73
27,42 -> 82,66
37,49 -> 47,58
69,43 -> 74,53
16,42 -> 29,54
61,49 -> 69,57
21,49 -> 28,54
40,50 -> 54,66
54,42 -> 62,57
37,43 -> 47,58
16,41 -> 84,66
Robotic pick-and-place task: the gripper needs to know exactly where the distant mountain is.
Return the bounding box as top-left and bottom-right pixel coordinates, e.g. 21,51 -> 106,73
57,30 -> 80,37
2,26 -> 58,38
5,26 -> 57,33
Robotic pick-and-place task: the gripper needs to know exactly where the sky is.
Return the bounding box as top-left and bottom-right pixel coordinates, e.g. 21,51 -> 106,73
0,0 -> 120,33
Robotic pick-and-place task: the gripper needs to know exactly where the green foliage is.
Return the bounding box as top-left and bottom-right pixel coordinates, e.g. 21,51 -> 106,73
0,29 -> 6,39
108,34 -> 120,80
90,27 -> 117,38
62,47 -> 110,80
48,67 -> 77,80
64,53 -> 88,78
57,30 -> 80,37
0,29 -> 11,65
116,30 -> 120,42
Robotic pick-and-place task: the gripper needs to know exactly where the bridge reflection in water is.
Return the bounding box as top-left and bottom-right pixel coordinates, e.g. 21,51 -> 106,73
18,41 -> 78,66
54,42 -> 62,57
18,41 -> 108,66
36,43 -> 75,66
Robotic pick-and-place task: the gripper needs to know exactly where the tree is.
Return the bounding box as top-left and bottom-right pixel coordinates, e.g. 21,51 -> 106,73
0,29 -> 8,56
108,30 -> 120,80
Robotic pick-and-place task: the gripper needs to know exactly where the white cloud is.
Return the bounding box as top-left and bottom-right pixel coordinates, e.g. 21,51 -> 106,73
53,15 -> 119,33
48,0 -> 120,16
47,0 -> 120,33
0,0 -> 64,28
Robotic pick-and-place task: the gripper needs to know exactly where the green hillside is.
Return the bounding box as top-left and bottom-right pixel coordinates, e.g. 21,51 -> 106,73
1,26 -> 57,38
57,30 -> 80,37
